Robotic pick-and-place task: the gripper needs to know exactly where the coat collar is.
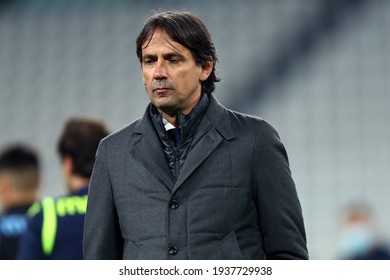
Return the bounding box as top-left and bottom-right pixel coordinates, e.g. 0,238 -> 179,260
130,110 -> 174,191
171,94 -> 235,192
133,94 -> 235,140
130,94 -> 235,193
204,94 -> 235,141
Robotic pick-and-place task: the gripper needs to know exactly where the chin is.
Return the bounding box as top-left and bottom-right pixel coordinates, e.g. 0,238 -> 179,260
157,104 -> 177,116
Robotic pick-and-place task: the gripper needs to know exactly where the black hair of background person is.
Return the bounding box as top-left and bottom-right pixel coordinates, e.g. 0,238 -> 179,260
57,117 -> 110,178
17,116 -> 110,260
0,143 -> 40,260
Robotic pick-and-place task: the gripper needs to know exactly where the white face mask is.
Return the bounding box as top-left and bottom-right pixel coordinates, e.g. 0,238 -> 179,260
340,224 -> 376,258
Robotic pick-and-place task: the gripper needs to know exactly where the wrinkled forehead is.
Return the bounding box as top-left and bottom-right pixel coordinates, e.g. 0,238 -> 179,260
141,28 -> 186,54
142,28 -> 173,46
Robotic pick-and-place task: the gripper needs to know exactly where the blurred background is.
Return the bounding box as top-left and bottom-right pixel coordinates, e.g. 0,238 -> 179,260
1,0 -> 389,259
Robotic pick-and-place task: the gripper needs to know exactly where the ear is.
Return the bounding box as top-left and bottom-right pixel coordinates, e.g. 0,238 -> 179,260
141,68 -> 146,85
62,156 -> 74,176
0,173 -> 12,196
199,61 -> 213,82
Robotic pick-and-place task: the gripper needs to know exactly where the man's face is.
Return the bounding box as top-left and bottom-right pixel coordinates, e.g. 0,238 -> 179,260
141,29 -> 211,117
0,172 -> 12,207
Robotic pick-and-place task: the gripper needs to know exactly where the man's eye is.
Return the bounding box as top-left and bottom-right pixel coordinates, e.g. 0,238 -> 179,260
143,60 -> 155,67
169,58 -> 180,64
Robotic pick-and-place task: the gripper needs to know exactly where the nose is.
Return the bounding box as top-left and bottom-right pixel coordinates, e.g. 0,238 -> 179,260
153,60 -> 167,80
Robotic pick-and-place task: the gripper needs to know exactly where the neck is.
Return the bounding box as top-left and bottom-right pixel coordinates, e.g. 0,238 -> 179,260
160,93 -> 202,127
2,191 -> 37,211
162,114 -> 179,127
67,176 -> 89,193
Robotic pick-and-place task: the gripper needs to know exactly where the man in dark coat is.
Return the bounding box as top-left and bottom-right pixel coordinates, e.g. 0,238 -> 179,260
83,10 -> 308,260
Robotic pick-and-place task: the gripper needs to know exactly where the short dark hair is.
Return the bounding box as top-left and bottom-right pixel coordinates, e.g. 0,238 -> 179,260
0,143 -> 40,191
136,10 -> 220,94
57,117 -> 110,178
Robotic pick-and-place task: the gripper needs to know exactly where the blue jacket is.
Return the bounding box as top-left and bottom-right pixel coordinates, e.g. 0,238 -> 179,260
17,186 -> 88,260
0,204 -> 31,259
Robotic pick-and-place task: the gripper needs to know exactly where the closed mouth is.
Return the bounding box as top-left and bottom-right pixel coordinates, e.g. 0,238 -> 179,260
153,87 -> 171,92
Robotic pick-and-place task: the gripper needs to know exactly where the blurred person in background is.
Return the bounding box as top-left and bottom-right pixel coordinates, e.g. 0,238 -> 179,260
84,10 -> 308,260
17,116 -> 110,259
0,143 -> 40,259
338,202 -> 390,260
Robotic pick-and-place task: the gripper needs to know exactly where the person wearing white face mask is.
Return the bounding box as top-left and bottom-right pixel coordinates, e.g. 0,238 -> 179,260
338,203 -> 390,260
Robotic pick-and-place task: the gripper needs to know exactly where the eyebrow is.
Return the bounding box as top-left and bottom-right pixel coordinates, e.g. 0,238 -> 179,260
164,53 -> 185,60
142,52 -> 185,61
142,54 -> 156,62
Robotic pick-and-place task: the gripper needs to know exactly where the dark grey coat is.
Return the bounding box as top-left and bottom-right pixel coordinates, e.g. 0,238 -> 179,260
83,95 -> 308,260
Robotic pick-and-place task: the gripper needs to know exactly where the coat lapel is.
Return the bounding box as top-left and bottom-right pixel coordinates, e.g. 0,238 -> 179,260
129,96 -> 235,194
172,95 -> 235,193
129,113 -> 174,192
173,120 -> 222,193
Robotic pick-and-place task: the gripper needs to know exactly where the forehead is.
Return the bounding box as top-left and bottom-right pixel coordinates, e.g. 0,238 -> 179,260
141,29 -> 190,55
